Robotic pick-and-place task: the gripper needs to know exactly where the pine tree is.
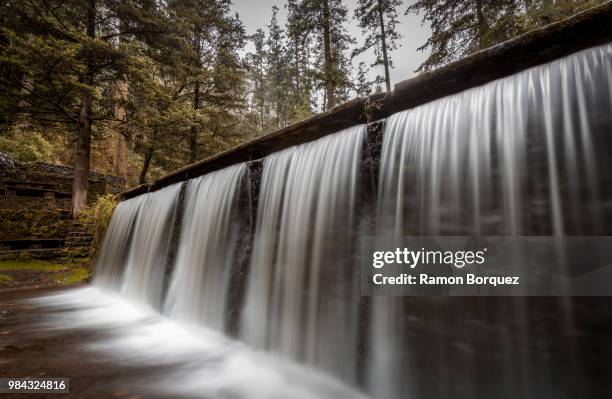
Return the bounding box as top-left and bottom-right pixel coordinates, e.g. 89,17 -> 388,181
285,0 -> 315,123
353,0 -> 403,92
265,6 -> 290,128
406,0 -> 507,71
246,29 -> 268,131
1,0 -> 251,190
407,0 -> 606,72
354,62 -> 382,97
169,0 -> 246,163
0,0 -> 171,215
300,0 -> 354,110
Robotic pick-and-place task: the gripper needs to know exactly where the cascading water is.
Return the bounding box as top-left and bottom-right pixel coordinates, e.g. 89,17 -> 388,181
164,164 -> 248,330
94,182 -> 182,308
85,159 -> 367,398
115,183 -> 183,308
29,42 -> 612,399
93,195 -> 144,291
378,43 -> 612,237
371,43 -> 612,399
241,125 -> 366,384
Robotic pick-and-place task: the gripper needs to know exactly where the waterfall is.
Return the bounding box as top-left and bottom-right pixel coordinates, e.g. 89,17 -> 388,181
85,43 -> 612,399
164,164 -> 248,331
94,183 -> 183,309
93,195 -> 144,291
371,43 -> 612,398
241,125 -> 367,384
378,43 -> 612,237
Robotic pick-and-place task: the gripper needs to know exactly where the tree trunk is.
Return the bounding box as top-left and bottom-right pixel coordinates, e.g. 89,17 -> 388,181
294,39 -> 301,96
322,0 -> 335,110
475,0 -> 488,49
377,0 -> 391,92
276,96 -> 282,127
17,73 -> 32,130
71,0 -> 96,218
113,133 -> 128,181
189,80 -> 200,163
112,79 -> 128,184
139,146 -> 153,184
259,64 -> 265,129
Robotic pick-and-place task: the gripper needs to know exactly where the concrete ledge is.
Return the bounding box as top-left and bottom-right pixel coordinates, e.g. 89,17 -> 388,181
121,184 -> 150,200
122,1 -> 612,200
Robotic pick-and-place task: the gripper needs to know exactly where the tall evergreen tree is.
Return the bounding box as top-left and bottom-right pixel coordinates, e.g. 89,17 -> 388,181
406,0 -> 510,71
353,0 -> 403,92
1,0 -> 251,192
0,0 -> 170,215
354,61 -> 382,96
285,0 -> 315,122
169,0 -> 246,163
265,6 -> 290,128
300,0 -> 354,110
246,29 -> 268,130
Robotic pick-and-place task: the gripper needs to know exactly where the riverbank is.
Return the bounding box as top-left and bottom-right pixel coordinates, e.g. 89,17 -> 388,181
0,259 -> 89,290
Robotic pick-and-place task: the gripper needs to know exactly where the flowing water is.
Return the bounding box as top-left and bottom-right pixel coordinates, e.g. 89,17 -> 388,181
93,194 -> 145,291
377,44 -> 612,238
241,125 -> 366,384
24,43 -> 612,398
94,183 -> 183,308
370,43 -> 612,399
164,164 -> 248,331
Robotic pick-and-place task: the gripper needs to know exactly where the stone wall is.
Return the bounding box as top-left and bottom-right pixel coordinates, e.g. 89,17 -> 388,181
0,152 -> 125,253
0,153 -> 125,212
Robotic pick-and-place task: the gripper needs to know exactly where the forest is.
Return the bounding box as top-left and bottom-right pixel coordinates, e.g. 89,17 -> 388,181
0,0 -> 603,215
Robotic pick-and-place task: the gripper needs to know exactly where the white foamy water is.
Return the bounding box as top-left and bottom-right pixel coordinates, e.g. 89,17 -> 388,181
29,287 -> 367,399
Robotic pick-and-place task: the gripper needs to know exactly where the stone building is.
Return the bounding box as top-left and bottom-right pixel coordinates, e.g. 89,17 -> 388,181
0,152 -> 125,255
0,152 -> 124,211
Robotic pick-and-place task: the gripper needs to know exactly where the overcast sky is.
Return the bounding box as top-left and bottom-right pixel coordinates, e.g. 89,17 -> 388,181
231,0 -> 432,89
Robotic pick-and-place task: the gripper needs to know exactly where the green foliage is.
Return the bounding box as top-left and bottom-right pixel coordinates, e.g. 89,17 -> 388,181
407,0 -> 608,72
78,193 -> 117,267
245,0 -> 355,127
0,129 -> 53,163
0,259 -> 89,288
355,62 -> 383,96
0,0 -> 253,187
80,194 -> 118,239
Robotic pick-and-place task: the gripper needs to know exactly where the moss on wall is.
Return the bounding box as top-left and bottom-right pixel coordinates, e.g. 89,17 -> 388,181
0,209 -> 71,240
